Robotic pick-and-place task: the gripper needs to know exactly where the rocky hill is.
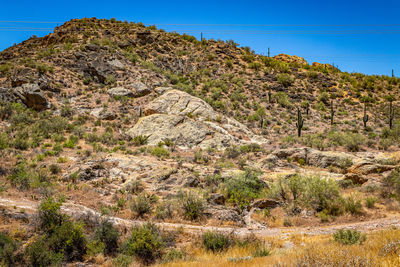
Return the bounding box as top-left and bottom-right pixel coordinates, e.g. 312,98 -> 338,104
1,18 -> 400,266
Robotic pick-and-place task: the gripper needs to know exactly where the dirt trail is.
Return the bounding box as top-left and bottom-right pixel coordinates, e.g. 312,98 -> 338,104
1,196 -> 400,238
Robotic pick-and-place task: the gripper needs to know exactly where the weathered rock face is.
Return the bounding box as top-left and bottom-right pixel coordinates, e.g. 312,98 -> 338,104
348,161 -> 397,175
128,90 -> 268,149
108,87 -> 133,97
9,83 -> 49,111
107,82 -> 151,98
261,147 -> 355,169
144,89 -> 217,119
130,82 -> 151,97
128,113 -> 233,149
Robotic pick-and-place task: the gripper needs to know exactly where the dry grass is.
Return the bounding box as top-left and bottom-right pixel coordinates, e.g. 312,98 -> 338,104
157,228 -> 400,267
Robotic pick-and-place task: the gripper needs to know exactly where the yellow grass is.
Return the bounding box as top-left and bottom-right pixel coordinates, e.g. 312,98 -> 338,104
156,228 -> 400,267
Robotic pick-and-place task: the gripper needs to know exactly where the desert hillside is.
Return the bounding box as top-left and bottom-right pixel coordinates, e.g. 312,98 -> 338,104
1,18 -> 400,266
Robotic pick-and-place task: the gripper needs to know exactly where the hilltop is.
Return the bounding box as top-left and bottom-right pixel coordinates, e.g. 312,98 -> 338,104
1,18 -> 400,266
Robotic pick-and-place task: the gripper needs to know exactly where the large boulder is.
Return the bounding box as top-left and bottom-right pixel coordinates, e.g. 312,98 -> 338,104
14,83 -> 49,111
130,82 -> 151,97
144,89 -> 217,119
108,87 -> 133,97
127,113 -> 234,149
108,82 -> 151,98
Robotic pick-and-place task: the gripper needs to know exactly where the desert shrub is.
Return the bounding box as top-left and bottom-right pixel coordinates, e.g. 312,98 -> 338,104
49,164 -> 61,175
46,220 -> 87,261
0,132 -> 8,150
202,231 -> 232,252
222,169 -> 263,210
342,133 -> 366,152
305,176 -> 342,212
38,197 -> 66,232
94,220 -> 120,255
8,162 -> 31,190
365,196 -> 378,208
32,197 -> 87,263
130,194 -> 156,218
179,191 -> 204,220
63,135 -> 79,148
248,61 -> 263,71
0,232 -> 20,266
344,195 -> 363,215
224,146 -> 240,158
162,248 -> 184,263
301,133 -> 327,150
253,245 -> 271,258
273,92 -> 292,108
125,179 -> 144,194
124,223 -> 164,264
277,73 -> 294,87
382,170 -> 400,198
269,174 -> 343,215
333,229 -> 366,245
318,92 -> 330,105
150,146 -> 170,158
25,238 -> 62,267
154,201 -> 174,220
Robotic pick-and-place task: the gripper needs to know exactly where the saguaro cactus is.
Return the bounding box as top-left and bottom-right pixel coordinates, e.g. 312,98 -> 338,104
296,107 -> 304,137
268,89 -> 272,104
306,102 -> 310,115
330,100 -> 335,125
363,103 -> 369,130
389,100 -> 395,129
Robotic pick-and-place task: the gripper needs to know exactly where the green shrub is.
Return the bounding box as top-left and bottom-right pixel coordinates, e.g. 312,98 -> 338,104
202,231 -> 231,252
333,229 -> 366,245
269,174 -> 343,215
342,133 -> 366,152
382,170 -> 400,198
0,232 -> 20,266
344,196 -> 363,215
162,248 -> 184,263
253,245 -> 271,258
150,146 -> 170,158
0,132 -> 8,150
46,220 -> 87,261
63,135 -> 79,149
277,73 -> 294,87
94,220 -> 120,255
223,169 -> 263,210
113,254 -> 133,267
365,196 -> 377,208
49,164 -> 61,175
273,92 -> 292,108
8,163 -> 31,190
130,194 -> 155,218
124,223 -> 164,264
38,197 -> 66,232
179,191 -> 204,221
26,238 -> 62,267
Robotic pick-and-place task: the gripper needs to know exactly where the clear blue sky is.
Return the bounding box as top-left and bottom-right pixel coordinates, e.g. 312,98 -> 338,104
1,0 -> 400,76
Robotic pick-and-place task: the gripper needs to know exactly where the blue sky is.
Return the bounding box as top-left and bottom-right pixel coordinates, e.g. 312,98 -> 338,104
1,0 -> 400,75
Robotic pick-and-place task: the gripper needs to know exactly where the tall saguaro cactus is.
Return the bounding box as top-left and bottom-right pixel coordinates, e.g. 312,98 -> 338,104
268,89 -> 272,104
363,103 -> 369,130
330,100 -> 335,125
296,107 -> 304,137
389,100 -> 395,129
